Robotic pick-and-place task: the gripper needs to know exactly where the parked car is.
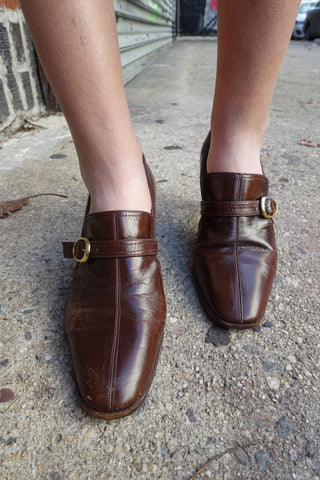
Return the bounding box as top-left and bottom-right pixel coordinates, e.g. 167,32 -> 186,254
304,0 -> 320,40
292,1 -> 317,39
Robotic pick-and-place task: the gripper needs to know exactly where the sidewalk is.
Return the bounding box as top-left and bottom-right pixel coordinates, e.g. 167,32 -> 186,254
0,39 -> 320,480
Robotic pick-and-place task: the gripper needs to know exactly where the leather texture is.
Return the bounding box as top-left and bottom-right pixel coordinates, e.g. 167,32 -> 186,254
63,160 -> 166,418
193,132 -> 277,328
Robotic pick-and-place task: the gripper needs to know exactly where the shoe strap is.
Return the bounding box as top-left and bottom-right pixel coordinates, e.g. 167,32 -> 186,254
63,238 -> 158,263
201,197 -> 277,218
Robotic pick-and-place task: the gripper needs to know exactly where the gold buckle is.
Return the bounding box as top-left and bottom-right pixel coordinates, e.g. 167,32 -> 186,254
260,196 -> 278,219
72,237 -> 91,263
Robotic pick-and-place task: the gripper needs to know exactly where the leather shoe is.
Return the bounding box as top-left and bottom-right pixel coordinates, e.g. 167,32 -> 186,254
62,158 -> 166,418
193,132 -> 278,328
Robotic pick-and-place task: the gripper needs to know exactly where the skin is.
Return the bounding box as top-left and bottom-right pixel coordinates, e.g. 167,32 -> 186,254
20,0 -> 150,213
208,0 -> 301,174
19,0 -> 301,211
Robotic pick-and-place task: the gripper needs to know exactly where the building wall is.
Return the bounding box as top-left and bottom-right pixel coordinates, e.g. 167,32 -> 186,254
0,7 -> 43,131
0,0 -> 176,132
0,1 -> 20,8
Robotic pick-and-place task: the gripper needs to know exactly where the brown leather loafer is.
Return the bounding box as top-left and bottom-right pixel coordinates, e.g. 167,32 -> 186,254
193,132 -> 277,329
62,159 -> 166,418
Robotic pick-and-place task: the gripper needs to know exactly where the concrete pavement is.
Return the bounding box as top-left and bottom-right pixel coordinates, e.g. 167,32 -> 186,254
0,39 -> 320,479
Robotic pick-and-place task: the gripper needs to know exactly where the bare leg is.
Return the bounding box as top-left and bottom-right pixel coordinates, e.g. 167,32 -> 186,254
20,1 -> 166,421
208,0 -> 300,174
19,0 -> 151,213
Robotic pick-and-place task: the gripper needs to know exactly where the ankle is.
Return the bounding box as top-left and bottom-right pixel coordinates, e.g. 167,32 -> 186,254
88,171 -> 152,214
207,131 -> 264,175
83,155 -> 151,213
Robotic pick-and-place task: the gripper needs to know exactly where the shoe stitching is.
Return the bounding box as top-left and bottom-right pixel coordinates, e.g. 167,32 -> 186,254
111,259 -> 121,411
113,215 -> 122,411
235,178 -> 243,323
107,214 -> 120,411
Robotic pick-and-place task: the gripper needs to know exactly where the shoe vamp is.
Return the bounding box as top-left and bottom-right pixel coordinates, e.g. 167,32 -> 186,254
65,256 -> 165,411
197,216 -> 276,251
194,246 -> 277,323
65,256 -> 164,330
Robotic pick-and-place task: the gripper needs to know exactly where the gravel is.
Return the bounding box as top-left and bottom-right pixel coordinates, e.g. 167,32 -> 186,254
0,39 -> 319,479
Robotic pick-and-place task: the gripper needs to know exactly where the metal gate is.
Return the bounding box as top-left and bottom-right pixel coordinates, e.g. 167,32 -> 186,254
115,0 -> 176,83
178,0 -> 206,35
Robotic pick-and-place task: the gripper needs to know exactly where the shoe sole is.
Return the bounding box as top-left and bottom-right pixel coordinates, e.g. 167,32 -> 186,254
192,267 -> 263,330
74,334 -> 164,419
